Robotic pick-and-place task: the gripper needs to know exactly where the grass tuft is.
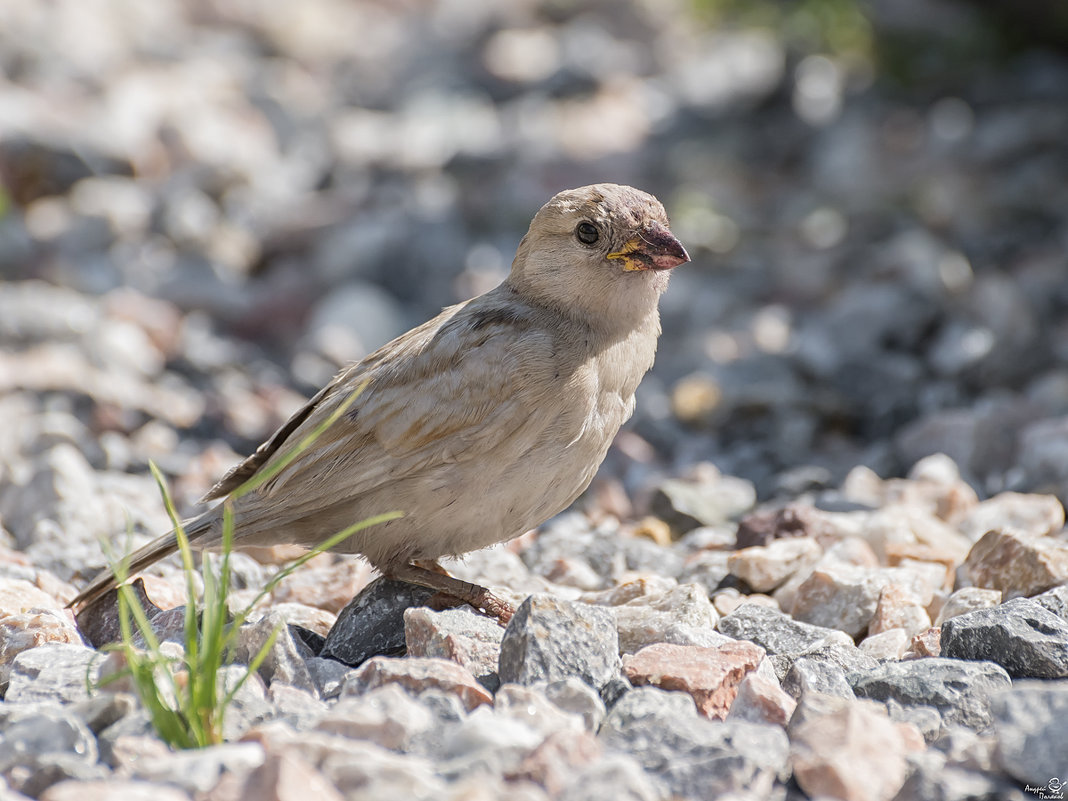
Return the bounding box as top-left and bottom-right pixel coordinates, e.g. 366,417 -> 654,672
96,384 -> 401,748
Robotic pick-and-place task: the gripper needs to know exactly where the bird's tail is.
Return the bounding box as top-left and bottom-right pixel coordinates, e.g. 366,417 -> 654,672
67,513 -> 216,610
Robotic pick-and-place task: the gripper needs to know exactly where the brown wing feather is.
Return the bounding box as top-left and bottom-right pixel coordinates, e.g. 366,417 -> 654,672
201,290 -> 552,512
199,382 -> 332,502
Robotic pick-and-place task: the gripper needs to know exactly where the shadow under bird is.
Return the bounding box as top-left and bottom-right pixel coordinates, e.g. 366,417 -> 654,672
70,183 -> 690,622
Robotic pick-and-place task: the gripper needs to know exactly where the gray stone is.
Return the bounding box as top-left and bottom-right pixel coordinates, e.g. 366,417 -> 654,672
599,687 -> 789,799
267,683 -> 327,730
430,707 -> 545,779
991,680 -> 1068,787
0,704 -> 98,772
321,578 -> 436,667
717,602 -> 844,654
791,638 -> 880,675
557,754 -> 663,801
608,583 -> 723,654
499,595 -> 621,691
69,692 -> 138,735
1034,584 -> 1068,619
935,587 -> 1003,626
895,753 -> 1025,801
317,739 -> 446,800
495,683 -> 585,736
235,610 -> 317,693
0,703 -> 107,798
305,656 -> 356,700
931,726 -> 999,772
940,597 -> 1068,678
217,664 -> 273,741
886,699 -> 944,743
677,550 -> 733,596
535,677 -> 608,731
5,643 -> 101,704
413,688 -> 468,723
315,684 -> 436,751
650,473 -> 756,534
850,658 -> 1011,731
782,657 -> 855,700
124,742 -> 266,795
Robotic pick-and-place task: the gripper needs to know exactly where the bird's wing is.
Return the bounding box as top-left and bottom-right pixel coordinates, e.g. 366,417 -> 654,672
201,297 -> 560,509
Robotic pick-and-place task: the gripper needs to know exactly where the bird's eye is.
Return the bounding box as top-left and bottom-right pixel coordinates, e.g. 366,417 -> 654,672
575,221 -> 600,245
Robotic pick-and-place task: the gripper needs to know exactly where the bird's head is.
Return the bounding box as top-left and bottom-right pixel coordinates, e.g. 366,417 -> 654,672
508,183 -> 689,331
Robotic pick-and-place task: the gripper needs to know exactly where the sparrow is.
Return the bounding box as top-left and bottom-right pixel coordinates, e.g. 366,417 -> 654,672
70,183 -> 689,622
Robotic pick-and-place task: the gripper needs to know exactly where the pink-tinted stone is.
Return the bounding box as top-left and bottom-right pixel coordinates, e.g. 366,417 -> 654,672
346,656 -> 492,711
859,629 -> 910,661
404,606 -> 504,680
868,584 -> 932,637
233,752 -> 344,801
727,537 -> 822,592
41,781 -> 190,801
508,729 -> 602,794
0,576 -> 67,615
791,699 -> 911,801
622,641 -> 764,720
727,672 -> 796,727
790,565 -> 933,638
958,492 -> 1065,542
0,609 -> 83,684
905,627 -> 942,659
962,528 -> 1068,599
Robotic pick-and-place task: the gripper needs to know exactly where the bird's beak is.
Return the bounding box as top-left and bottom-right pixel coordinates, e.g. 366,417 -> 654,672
606,221 -> 690,272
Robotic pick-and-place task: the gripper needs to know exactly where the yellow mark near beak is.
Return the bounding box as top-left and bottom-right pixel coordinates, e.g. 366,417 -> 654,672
606,238 -> 646,271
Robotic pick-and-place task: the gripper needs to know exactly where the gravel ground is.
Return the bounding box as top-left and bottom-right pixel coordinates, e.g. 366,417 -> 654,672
1,1 -> 1067,800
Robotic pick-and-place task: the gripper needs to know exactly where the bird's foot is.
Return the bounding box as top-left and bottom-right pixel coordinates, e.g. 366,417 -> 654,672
389,562 -> 515,626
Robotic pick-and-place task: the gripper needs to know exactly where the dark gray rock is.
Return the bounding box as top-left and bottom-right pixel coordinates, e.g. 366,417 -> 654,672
321,577 -> 436,667
782,657 -> 856,700
850,658 -> 1011,731
599,687 -> 789,799
717,602 -> 843,654
991,680 -> 1068,787
74,577 -> 166,649
940,597 -> 1068,678
498,594 -> 620,691
305,655 -> 356,700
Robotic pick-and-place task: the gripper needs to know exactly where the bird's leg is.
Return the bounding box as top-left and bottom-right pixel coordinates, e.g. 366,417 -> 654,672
387,561 -> 515,625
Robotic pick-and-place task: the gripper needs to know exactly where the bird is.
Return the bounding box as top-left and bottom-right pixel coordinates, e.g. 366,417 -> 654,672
70,183 -> 689,622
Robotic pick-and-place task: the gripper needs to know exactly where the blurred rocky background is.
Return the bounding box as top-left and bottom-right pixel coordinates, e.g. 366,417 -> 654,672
1,0 -> 1067,567
3,4 -> 1068,801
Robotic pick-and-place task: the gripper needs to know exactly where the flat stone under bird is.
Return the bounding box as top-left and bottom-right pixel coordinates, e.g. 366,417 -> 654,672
70,183 -> 690,622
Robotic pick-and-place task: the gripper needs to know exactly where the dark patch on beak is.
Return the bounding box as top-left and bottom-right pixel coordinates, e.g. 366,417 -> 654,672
607,221 -> 690,272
